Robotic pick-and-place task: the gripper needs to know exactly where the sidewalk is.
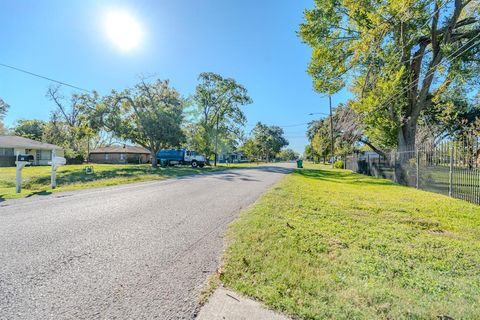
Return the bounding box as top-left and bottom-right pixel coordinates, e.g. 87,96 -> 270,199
197,287 -> 291,320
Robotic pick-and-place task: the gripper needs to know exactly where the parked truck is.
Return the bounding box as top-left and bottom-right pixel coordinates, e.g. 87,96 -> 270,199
157,149 -> 206,168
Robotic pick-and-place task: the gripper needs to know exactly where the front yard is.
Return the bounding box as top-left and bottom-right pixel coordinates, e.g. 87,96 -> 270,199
221,165 -> 480,319
0,163 -> 258,200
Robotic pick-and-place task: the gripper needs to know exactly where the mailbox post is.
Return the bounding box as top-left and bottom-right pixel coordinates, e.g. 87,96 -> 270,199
49,151 -> 66,189
15,153 -> 34,193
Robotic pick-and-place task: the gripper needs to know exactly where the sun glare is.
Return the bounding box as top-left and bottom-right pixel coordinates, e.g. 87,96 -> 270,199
104,10 -> 143,51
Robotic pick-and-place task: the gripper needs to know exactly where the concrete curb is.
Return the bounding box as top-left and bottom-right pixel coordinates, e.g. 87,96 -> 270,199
196,287 -> 292,320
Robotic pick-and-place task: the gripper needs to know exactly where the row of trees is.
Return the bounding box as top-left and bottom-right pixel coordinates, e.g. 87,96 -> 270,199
241,122 -> 290,162
300,0 -> 479,180
2,72 -> 294,166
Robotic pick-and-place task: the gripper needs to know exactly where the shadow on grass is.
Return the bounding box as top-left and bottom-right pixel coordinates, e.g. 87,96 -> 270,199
29,165 -> 292,186
29,166 -> 218,186
294,168 -> 396,186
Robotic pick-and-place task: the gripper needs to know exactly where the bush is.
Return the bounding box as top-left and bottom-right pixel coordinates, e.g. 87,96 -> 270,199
333,160 -> 344,169
66,155 -> 84,165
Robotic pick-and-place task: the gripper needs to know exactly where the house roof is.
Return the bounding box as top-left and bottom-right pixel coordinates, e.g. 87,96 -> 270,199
0,135 -> 63,150
89,145 -> 151,154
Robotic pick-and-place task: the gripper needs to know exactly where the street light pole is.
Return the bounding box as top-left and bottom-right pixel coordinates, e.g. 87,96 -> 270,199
308,95 -> 335,165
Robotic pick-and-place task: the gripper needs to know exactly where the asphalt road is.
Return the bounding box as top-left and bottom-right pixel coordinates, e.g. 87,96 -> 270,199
0,163 -> 293,320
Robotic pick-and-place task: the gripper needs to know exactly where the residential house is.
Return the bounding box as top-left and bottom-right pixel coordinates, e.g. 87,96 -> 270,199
89,145 -> 151,164
218,152 -> 249,163
0,135 -> 64,167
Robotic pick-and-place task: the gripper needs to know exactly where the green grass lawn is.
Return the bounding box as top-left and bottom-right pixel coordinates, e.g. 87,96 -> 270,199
0,163 -> 259,201
221,165 -> 480,319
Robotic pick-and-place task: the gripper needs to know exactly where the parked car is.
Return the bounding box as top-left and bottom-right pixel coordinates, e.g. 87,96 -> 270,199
157,149 -> 206,168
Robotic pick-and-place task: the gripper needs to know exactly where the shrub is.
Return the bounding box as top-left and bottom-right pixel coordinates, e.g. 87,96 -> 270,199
333,160 -> 344,169
66,155 -> 84,165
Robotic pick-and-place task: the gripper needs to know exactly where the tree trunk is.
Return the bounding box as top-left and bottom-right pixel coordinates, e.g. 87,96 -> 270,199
151,149 -> 159,168
395,121 -> 417,184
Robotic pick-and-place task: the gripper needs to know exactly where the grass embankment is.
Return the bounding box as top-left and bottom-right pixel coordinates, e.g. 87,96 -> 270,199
221,164 -> 480,319
0,162 -> 261,200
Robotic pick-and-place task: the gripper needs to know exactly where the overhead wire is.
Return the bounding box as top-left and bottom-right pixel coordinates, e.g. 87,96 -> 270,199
0,62 -> 92,93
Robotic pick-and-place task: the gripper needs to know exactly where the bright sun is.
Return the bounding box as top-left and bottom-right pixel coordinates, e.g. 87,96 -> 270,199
105,10 -> 143,51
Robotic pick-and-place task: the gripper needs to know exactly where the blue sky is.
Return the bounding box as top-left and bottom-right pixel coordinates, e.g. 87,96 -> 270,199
0,0 -> 350,153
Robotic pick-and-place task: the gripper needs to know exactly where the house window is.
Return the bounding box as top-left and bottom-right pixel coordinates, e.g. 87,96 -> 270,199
105,154 -> 109,160
41,150 -> 52,160
0,148 -> 14,156
120,153 -> 125,160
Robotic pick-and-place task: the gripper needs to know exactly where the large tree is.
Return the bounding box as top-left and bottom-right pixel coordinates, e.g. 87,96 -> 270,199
193,72 -> 252,165
300,0 -> 480,173
278,148 -> 300,161
13,119 -> 46,141
0,98 -> 10,134
251,122 -> 289,161
46,86 -> 99,160
103,79 -> 186,167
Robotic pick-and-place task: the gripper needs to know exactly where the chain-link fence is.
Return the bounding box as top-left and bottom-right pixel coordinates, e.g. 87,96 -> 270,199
345,141 -> 480,205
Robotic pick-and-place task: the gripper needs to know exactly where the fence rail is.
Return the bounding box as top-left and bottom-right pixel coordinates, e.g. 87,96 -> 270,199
345,141 -> 480,205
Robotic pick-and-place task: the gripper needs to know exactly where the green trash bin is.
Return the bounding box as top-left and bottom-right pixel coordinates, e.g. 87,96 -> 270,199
296,159 -> 303,168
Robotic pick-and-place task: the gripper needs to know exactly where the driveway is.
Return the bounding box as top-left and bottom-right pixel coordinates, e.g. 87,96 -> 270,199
0,164 -> 293,320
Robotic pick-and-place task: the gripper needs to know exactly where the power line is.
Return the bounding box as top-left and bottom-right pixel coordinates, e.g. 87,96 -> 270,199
0,63 -> 92,93
246,122 -> 311,128
381,33 -> 480,109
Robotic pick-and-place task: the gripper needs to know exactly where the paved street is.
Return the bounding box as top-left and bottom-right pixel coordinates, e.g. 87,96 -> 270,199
0,164 -> 293,320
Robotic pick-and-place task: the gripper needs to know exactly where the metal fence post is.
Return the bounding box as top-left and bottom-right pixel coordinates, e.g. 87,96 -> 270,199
449,143 -> 454,197
415,147 -> 419,189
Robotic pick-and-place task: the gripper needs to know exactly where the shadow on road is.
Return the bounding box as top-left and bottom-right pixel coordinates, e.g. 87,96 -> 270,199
26,190 -> 53,198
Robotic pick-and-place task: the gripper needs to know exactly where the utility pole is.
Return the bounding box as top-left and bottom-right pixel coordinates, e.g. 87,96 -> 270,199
308,94 -> 335,166
214,116 -> 219,166
329,95 -> 335,166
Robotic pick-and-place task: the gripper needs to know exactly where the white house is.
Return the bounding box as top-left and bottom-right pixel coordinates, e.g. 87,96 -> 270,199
0,135 -> 64,167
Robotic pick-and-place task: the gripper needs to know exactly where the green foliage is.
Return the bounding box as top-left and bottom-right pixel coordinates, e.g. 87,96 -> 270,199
278,148 -> 299,161
250,122 -> 289,161
0,98 -> 10,134
333,159 -> 344,169
239,138 -> 258,161
299,0 -> 480,150
310,119 -> 331,157
193,72 -> 252,160
13,119 -> 46,141
46,86 -> 101,159
222,165 -> 480,319
102,79 -> 187,167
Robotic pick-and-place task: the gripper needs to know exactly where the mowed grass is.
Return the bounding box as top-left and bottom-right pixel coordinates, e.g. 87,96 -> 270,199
221,165 -> 480,319
0,163 -> 251,200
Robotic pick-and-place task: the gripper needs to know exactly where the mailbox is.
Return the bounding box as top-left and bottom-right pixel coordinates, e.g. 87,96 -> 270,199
52,156 -> 66,166
16,154 -> 34,162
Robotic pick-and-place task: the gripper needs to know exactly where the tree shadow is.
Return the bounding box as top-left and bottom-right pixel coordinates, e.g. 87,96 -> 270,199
29,166 -> 219,187
26,190 -> 53,198
294,168 -> 396,186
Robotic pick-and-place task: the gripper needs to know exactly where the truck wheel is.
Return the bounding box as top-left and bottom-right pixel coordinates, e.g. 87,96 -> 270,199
199,163 -> 205,168
191,160 -> 198,168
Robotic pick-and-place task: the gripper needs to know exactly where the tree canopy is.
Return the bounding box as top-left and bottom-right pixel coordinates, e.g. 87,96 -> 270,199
13,119 -> 46,141
102,79 -> 187,167
300,0 -> 480,152
0,98 -> 10,134
246,122 -> 289,161
193,72 -> 252,164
